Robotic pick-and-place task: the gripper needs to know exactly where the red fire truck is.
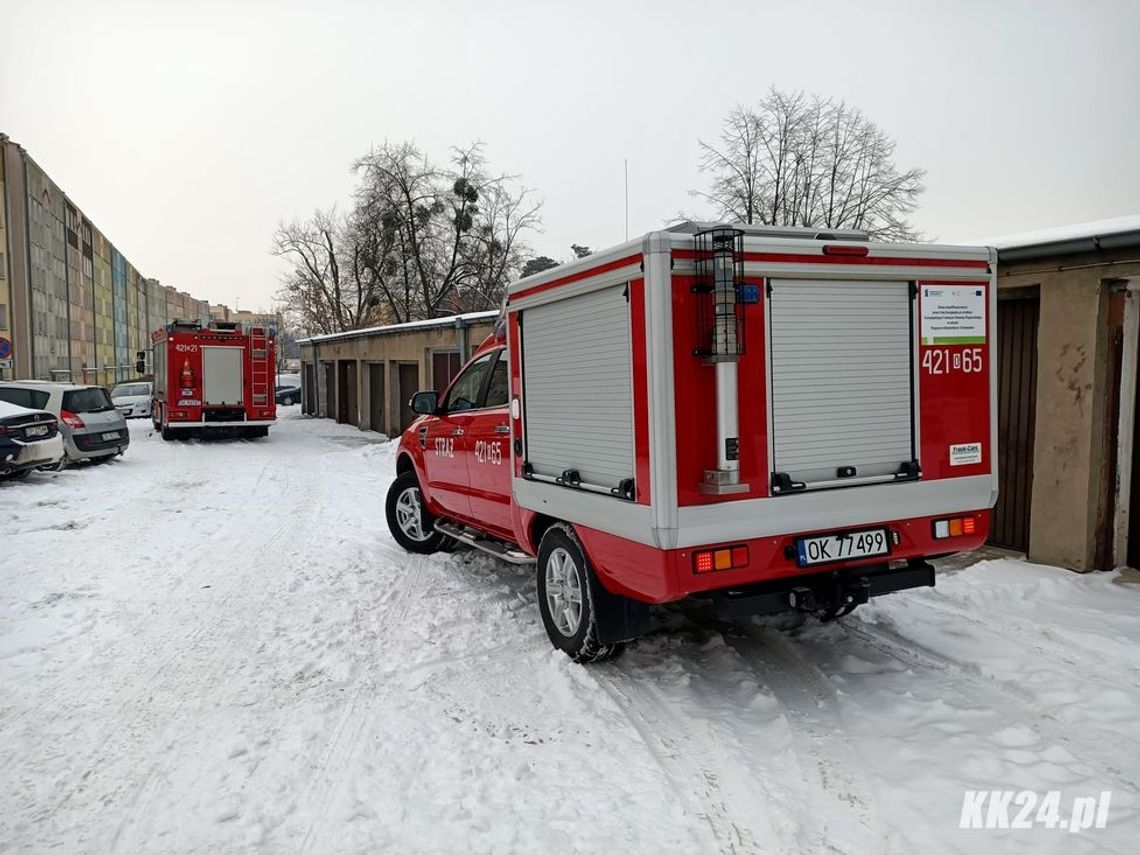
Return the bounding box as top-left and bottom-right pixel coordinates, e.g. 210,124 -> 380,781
386,223 -> 997,662
149,320 -> 277,440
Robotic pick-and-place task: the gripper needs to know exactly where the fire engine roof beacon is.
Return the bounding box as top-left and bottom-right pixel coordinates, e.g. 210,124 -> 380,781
150,320 -> 278,441
385,221 -> 998,663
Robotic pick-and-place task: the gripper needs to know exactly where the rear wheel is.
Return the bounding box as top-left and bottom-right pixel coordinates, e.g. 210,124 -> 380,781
385,470 -> 450,554
537,523 -> 625,664
3,469 -> 32,481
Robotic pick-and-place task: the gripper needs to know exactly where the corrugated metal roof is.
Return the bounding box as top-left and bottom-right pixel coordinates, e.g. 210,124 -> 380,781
297,310 -> 498,346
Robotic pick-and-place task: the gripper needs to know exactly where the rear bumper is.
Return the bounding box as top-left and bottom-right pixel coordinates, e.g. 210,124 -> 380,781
67,430 -> 130,459
575,509 -> 989,604
1,434 -> 65,472
164,420 -> 276,428
709,560 -> 935,618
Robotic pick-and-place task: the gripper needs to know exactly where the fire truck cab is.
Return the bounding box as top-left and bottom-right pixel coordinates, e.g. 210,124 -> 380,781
386,223 -> 997,662
150,320 -> 277,440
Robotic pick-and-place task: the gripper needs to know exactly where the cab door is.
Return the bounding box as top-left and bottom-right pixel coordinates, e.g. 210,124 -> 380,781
464,349 -> 514,538
421,350 -> 496,520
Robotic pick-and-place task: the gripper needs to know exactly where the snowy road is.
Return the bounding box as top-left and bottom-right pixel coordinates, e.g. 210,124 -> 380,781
2,411 -> 1138,853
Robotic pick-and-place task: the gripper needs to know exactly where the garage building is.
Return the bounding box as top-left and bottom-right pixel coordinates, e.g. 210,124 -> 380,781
987,216 -> 1140,570
298,311 -> 497,437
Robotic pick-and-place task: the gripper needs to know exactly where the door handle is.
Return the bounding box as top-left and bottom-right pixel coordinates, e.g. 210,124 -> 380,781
495,424 -> 510,435
452,428 -> 465,436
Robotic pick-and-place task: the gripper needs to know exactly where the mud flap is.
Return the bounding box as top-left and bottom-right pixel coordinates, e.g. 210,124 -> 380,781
588,571 -> 651,645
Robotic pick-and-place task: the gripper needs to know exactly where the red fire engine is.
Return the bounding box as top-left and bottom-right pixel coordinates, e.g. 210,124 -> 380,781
386,223 -> 997,662
150,320 -> 277,440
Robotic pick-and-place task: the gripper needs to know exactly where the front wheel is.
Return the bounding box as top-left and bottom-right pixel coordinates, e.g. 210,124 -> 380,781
537,523 -> 625,664
385,470 -> 450,554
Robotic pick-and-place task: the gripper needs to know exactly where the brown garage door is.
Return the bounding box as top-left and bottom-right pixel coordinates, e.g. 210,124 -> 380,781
432,350 -> 462,392
368,363 -> 385,434
990,294 -> 1039,551
337,360 -> 358,425
398,363 -> 420,433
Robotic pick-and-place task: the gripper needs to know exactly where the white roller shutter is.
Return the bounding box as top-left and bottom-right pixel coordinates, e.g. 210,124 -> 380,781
768,279 -> 915,490
522,285 -> 634,492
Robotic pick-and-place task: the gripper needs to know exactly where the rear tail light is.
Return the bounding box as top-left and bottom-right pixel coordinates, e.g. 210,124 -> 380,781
693,544 -> 750,573
61,410 -> 85,429
934,516 -> 978,539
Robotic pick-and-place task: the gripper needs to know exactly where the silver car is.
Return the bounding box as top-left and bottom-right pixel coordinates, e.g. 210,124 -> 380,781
110,381 -> 153,419
0,382 -> 130,464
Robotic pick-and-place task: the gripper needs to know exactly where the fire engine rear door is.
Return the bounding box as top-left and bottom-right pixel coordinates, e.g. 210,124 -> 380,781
202,346 -> 244,406
767,279 -> 917,492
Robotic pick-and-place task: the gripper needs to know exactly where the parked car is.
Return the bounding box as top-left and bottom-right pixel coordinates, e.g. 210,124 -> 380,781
0,382 -> 129,464
110,381 -> 153,419
275,384 -> 301,406
0,400 -> 65,480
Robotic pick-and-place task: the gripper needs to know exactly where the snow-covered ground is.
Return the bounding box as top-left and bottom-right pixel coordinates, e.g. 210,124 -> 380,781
2,411 -> 1138,854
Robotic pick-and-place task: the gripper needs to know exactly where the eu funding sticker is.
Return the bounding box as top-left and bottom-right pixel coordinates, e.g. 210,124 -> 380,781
921,285 -> 986,345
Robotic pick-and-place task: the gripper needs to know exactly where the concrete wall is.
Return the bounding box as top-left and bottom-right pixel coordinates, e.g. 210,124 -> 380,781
998,247 -> 1140,570
300,319 -> 495,437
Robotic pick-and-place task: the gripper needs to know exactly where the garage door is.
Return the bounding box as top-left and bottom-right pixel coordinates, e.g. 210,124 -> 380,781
521,284 -> 634,492
768,279 -> 916,491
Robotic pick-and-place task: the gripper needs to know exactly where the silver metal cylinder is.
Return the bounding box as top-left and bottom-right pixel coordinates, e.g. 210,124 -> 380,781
715,360 -> 739,475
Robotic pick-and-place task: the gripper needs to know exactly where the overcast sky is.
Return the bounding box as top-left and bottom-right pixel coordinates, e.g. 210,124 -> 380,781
2,0 -> 1137,311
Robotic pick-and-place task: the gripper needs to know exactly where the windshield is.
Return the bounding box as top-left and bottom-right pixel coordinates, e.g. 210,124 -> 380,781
111,383 -> 150,398
62,387 -> 115,413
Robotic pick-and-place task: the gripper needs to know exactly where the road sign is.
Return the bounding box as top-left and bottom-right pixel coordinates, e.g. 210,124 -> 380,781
0,337 -> 11,360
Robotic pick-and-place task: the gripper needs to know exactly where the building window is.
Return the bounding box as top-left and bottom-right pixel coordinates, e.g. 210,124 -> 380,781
0,305 -> 8,329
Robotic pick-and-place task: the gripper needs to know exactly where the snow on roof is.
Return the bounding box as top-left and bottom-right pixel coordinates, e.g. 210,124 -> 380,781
297,310 -> 499,345
965,214 -> 1140,250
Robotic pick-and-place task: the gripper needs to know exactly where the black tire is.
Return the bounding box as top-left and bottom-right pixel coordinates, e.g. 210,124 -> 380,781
537,523 -> 625,664
4,469 -> 32,481
161,425 -> 175,441
244,426 -> 269,439
385,470 -> 450,554
283,395 -> 296,406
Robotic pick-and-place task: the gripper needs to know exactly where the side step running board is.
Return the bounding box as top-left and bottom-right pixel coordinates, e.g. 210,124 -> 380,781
434,520 -> 536,565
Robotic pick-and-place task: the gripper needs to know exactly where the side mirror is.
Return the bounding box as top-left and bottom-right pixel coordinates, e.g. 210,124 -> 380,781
410,390 -> 439,415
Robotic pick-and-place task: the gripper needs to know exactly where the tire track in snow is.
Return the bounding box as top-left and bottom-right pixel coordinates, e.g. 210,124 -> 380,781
296,554 -> 429,854
590,667 -> 775,854
718,626 -> 890,852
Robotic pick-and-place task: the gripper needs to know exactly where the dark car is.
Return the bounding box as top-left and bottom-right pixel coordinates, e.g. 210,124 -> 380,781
275,384 -> 301,406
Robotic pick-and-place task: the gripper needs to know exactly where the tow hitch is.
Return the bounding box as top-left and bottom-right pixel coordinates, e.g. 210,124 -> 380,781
789,576 -> 871,621
711,560 -> 936,620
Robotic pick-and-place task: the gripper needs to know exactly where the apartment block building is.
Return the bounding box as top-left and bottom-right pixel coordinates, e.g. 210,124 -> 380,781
0,133 -> 215,383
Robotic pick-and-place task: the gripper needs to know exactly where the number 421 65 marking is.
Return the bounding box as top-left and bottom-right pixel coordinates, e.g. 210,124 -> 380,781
923,347 -> 983,375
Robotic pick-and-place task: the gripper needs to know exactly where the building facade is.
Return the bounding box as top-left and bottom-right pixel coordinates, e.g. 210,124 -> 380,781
299,312 -> 497,437
0,133 -> 215,383
985,217 -> 1140,571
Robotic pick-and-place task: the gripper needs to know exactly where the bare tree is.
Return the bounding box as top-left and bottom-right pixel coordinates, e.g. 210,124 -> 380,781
272,208 -> 385,335
694,88 -> 926,240
352,142 -> 541,322
274,142 -> 541,330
